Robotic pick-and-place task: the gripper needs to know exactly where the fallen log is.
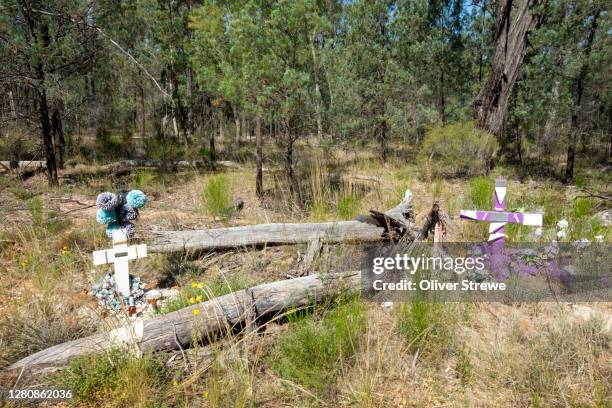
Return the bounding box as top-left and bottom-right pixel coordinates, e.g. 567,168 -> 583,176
146,190 -> 415,253
7,271 -> 361,371
60,159 -> 240,179
0,160 -> 47,173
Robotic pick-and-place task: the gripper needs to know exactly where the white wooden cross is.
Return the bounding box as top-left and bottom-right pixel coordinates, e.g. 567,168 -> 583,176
93,230 -> 147,298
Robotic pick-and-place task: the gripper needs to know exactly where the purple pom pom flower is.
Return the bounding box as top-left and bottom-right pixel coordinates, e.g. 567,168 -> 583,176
118,205 -> 139,222
121,222 -> 136,239
96,192 -> 119,210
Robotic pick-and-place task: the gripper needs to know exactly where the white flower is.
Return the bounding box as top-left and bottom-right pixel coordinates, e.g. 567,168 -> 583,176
534,227 -> 543,237
557,219 -> 569,230
556,230 -> 567,240
381,301 -> 394,309
594,235 -> 604,242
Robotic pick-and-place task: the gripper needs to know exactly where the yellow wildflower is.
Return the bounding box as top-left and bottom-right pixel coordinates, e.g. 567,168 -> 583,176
193,309 -> 200,316
188,297 -> 196,304
197,282 -> 205,289
191,281 -> 197,288
202,390 -> 209,398
196,295 -> 203,302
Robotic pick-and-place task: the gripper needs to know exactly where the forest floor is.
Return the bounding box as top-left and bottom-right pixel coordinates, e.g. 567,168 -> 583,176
0,140 -> 610,407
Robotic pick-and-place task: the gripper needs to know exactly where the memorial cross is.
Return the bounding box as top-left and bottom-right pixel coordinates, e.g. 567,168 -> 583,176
92,230 -> 147,298
459,178 -> 542,247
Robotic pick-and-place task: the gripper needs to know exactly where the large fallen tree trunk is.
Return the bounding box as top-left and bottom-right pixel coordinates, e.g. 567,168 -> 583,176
7,271 -> 361,371
147,190 -> 415,253
0,160 -> 47,173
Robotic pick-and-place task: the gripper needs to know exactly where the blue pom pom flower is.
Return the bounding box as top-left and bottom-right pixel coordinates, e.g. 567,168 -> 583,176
105,222 -> 120,238
96,208 -> 117,225
96,192 -> 119,210
126,190 -> 147,208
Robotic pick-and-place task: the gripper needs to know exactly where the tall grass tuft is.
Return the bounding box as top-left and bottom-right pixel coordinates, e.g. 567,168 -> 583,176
270,297 -> 366,397
470,176 -> 494,209
396,301 -> 467,362
309,157 -> 330,221
336,188 -> 361,220
202,174 -> 233,217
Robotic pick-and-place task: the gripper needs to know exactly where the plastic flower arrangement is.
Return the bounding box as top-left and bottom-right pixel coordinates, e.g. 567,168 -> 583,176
95,189 -> 147,239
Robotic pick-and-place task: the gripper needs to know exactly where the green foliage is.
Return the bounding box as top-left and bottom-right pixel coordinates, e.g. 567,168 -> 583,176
336,192 -> 361,220
470,177 -> 494,209
131,169 -> 156,189
418,122 -> 498,178
54,350 -> 171,406
270,297 -> 366,396
202,174 -> 233,217
573,198 -> 595,219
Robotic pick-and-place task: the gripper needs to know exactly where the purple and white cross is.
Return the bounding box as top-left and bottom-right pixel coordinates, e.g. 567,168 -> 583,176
460,178 -> 542,246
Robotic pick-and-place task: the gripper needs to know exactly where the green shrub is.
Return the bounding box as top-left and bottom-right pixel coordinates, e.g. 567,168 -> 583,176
202,174 -> 233,217
418,122 -> 498,178
269,297 -> 366,397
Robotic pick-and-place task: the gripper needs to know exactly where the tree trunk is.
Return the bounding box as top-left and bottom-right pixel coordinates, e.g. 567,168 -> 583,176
51,108 -> 65,169
20,3 -> 58,186
564,9 -> 600,183
311,29 -> 323,139
439,70 -> 446,124
233,105 -> 241,143
379,119 -> 388,164
8,89 -> 17,119
210,121 -> 217,170
38,86 -> 58,186
476,0 -> 546,135
255,114 -> 263,198
515,119 -> 523,165
286,134 -> 297,197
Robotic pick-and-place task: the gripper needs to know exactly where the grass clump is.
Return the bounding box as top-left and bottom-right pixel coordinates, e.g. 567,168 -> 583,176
0,295 -> 94,368
336,190 -> 361,220
131,169 -> 156,188
470,176 -> 494,209
202,173 -> 233,217
418,121 -> 498,178
270,297 -> 366,397
396,301 -> 466,362
54,349 -> 172,406
513,318 -> 611,406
